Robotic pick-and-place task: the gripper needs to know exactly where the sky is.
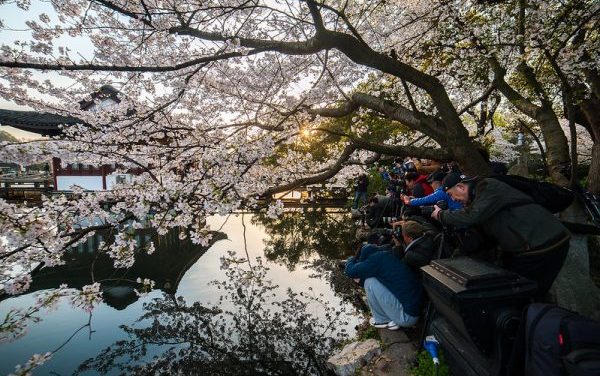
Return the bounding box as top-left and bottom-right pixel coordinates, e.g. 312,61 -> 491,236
0,1 -> 94,140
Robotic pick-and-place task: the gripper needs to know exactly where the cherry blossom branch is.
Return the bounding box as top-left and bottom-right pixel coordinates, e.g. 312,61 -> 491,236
458,85 -> 495,116
318,2 -> 368,46
262,143 -> 357,196
1,214 -> 135,261
0,51 -> 256,72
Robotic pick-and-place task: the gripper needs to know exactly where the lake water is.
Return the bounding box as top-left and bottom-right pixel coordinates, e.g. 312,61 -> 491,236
0,209 -> 362,375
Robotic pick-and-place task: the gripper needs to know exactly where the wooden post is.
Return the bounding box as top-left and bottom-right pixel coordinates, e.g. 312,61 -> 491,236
3,181 -> 10,199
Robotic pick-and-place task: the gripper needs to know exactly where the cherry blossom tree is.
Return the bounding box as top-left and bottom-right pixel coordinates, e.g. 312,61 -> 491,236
0,2 -> 597,371
396,0 -> 598,186
0,0 -> 483,303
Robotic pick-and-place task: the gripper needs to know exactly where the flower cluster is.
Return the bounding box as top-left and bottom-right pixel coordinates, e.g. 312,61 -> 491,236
9,352 -> 52,376
134,277 -> 155,297
68,283 -> 103,313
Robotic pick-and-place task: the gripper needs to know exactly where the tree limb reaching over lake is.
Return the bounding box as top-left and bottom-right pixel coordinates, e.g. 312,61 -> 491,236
0,2 -> 598,372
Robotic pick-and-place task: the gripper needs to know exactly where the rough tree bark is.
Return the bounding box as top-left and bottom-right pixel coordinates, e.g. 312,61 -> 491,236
581,98 -> 600,193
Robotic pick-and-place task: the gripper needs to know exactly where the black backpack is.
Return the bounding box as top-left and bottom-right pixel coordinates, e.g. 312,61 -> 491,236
491,175 -> 574,213
524,303 -> 600,376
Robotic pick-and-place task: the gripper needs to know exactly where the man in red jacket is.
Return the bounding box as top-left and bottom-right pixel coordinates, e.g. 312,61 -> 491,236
404,172 -> 433,198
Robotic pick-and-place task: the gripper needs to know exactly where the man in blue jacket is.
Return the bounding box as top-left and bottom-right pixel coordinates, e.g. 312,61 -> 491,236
401,171 -> 462,210
345,243 -> 422,330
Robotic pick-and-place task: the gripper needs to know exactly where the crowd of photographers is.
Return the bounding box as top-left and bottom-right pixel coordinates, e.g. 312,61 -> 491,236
345,157 -> 570,330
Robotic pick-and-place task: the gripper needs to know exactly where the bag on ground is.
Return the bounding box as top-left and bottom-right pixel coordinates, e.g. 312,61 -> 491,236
524,303 -> 600,376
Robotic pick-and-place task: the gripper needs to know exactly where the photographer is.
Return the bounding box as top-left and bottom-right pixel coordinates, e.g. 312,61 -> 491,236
352,173 -> 369,209
345,242 -> 422,329
391,221 -> 435,271
404,172 -> 433,198
401,171 -> 462,211
365,194 -> 398,228
431,173 -> 570,296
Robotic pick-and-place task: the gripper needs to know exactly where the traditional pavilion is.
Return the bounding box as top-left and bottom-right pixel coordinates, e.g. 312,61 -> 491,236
0,86 -> 137,191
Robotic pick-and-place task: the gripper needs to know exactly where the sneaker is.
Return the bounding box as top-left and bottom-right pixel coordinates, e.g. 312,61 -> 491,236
369,318 -> 390,328
386,321 -> 400,330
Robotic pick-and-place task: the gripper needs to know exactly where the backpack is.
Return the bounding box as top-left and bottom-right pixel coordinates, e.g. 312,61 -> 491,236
524,303 -> 600,376
491,175 -> 574,213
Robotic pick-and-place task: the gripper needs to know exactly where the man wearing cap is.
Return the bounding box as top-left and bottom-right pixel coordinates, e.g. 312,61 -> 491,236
401,170 -> 462,211
431,173 -> 570,296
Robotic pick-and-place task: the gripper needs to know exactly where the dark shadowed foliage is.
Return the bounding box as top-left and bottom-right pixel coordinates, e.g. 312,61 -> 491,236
76,253 -> 351,375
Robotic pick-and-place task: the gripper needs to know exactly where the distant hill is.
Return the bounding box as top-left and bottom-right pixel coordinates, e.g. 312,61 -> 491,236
0,130 -> 19,142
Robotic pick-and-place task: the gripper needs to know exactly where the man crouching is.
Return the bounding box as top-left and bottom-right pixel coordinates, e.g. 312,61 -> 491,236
344,240 -> 422,330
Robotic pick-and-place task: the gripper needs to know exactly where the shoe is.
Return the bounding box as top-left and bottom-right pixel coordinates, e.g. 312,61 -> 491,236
369,317 -> 390,328
386,321 -> 400,330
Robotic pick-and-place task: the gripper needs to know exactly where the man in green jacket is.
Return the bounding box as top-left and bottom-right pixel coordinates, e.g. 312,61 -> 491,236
431,173 -> 570,296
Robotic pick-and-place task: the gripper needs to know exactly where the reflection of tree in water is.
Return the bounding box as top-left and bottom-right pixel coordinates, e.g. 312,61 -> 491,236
254,208 -> 367,313
76,253 -> 351,375
253,207 -> 356,270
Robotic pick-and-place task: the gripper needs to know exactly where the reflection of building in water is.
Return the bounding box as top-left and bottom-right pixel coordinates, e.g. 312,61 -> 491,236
7,229 -> 223,310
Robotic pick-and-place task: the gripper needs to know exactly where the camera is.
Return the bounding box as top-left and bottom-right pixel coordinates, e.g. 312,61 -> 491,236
420,200 -> 448,216
381,227 -> 403,239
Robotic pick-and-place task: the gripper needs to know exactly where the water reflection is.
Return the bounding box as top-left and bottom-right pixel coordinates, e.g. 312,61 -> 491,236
10,229 -> 223,310
0,213 -> 361,375
253,207 -> 356,270
253,208 -> 366,313
76,254 -> 349,375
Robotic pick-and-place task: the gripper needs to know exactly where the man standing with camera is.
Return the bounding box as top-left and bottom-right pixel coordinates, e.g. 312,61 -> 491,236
431,173 -> 570,296
352,173 -> 369,209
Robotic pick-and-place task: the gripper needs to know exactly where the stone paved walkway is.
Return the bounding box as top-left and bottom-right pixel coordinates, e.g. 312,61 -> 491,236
359,328 -> 418,376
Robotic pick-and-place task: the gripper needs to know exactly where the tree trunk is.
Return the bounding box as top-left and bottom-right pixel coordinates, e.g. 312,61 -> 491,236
581,98 -> 600,193
589,144 -> 600,193
536,107 -> 571,186
449,141 -> 491,177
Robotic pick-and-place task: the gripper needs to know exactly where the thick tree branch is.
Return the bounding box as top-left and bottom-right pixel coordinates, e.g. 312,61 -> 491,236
348,138 -> 450,161
262,143 -> 356,196
313,126 -> 451,161
318,2 -> 368,46
458,86 -> 495,115
307,93 -> 445,141
304,0 -> 326,33
350,93 -> 445,140
401,79 -> 419,113
543,47 -> 579,186
489,57 -> 540,118
307,100 -> 359,118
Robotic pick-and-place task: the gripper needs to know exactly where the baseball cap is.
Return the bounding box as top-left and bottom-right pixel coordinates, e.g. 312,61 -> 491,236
442,172 -> 476,191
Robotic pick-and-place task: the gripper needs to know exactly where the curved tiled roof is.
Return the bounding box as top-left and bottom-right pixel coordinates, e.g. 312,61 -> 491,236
0,109 -> 83,136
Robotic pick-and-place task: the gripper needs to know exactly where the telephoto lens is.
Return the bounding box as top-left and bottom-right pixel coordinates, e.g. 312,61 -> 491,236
420,200 -> 449,216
